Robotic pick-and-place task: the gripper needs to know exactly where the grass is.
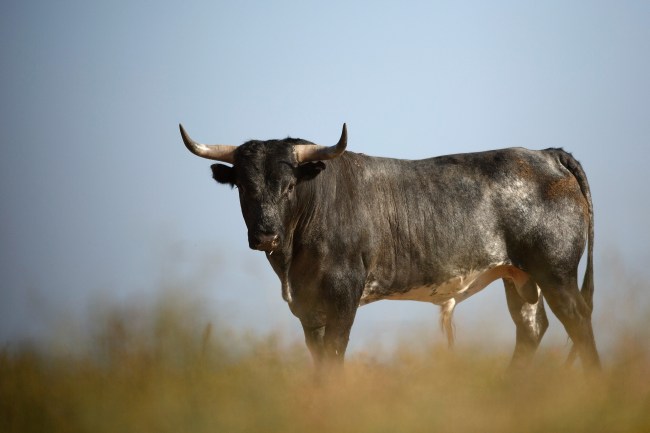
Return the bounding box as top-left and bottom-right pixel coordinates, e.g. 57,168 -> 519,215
1,294 -> 649,433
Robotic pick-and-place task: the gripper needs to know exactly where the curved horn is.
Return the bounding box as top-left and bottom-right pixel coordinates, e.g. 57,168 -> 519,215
295,123 -> 347,163
179,124 -> 237,164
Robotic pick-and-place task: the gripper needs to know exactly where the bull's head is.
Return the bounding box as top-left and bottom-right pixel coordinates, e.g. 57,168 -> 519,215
180,124 -> 347,253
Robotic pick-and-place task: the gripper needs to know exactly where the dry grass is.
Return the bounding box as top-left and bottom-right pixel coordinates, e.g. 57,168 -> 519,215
1,293 -> 649,433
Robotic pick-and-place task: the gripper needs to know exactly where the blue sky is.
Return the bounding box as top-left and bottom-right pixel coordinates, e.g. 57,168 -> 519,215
1,1 -> 649,353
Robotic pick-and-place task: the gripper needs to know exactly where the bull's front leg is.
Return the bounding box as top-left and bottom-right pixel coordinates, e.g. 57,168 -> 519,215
300,303 -> 357,372
320,271 -> 363,367
322,306 -> 357,365
300,314 -> 326,369
299,276 -> 362,373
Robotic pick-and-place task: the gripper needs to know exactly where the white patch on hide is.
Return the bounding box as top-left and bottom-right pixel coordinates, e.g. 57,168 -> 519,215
360,264 -> 535,345
520,285 -> 543,338
282,280 -> 292,304
360,263 -> 533,307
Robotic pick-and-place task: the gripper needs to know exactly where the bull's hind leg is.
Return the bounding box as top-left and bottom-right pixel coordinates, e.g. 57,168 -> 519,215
504,278 -> 549,369
539,280 -> 601,370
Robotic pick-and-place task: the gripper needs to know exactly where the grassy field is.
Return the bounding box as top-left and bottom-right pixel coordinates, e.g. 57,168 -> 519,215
1,294 -> 649,433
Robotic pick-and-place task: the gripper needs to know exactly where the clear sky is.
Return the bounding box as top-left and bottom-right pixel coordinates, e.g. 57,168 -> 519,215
1,1 -> 649,353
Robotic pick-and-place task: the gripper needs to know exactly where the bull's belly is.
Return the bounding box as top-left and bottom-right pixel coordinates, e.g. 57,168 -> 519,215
359,263 -> 531,307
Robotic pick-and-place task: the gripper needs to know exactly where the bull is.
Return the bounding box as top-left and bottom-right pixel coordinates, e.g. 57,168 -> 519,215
180,123 -> 600,371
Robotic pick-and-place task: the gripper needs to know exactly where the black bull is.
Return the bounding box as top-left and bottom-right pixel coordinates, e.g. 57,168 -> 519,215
181,124 -> 600,371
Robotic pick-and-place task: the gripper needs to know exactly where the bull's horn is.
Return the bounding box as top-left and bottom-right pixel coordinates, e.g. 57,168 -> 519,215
179,124 -> 237,164
295,123 -> 347,163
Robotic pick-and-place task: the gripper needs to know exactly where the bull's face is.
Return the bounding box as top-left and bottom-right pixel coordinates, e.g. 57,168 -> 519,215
211,141 -> 327,252
180,124 -> 347,253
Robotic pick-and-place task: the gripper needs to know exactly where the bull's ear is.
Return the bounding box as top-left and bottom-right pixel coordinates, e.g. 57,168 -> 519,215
211,163 -> 236,187
296,161 -> 326,182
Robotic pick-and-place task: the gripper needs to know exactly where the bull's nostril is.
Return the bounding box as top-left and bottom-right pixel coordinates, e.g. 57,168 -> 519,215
251,233 -> 280,252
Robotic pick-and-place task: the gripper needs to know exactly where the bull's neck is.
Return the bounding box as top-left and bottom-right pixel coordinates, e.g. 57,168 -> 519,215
267,153 -> 366,303
292,154 -> 356,235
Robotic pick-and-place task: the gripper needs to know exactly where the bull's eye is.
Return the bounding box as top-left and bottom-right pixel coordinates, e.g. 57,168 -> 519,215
285,183 -> 295,196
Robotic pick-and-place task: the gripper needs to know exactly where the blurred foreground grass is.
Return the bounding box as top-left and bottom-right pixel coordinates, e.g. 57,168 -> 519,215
1,295 -> 649,433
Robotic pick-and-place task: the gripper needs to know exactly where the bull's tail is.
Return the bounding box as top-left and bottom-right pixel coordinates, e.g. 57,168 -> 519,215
549,148 -> 595,312
549,148 -> 594,367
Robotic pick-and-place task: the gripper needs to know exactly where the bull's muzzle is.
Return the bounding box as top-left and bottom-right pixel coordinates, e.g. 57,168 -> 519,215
249,233 -> 279,252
